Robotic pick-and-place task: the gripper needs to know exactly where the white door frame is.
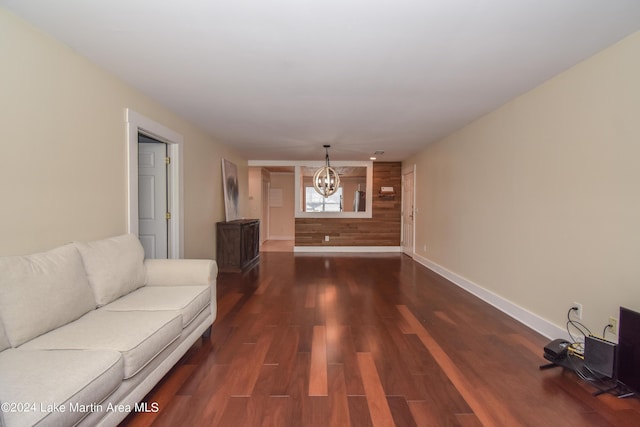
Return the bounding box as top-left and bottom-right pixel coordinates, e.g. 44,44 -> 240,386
126,108 -> 184,258
401,163 -> 416,256
261,176 -> 271,244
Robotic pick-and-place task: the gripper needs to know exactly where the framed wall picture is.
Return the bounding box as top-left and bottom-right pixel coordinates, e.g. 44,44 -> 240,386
221,158 -> 240,221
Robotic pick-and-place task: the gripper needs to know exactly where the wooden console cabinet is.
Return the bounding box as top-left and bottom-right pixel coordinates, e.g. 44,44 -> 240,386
216,219 -> 260,272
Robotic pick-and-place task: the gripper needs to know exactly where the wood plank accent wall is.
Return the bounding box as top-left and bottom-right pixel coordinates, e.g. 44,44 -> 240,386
295,162 -> 402,246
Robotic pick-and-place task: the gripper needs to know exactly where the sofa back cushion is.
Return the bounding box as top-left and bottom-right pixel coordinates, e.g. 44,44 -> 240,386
75,234 -> 146,306
0,244 -> 96,347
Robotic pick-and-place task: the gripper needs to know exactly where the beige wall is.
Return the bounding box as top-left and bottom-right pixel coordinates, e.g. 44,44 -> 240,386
0,9 -> 247,258
405,31 -> 640,338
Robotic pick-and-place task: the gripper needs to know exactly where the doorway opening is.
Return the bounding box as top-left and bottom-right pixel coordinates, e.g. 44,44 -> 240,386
126,109 -> 184,258
249,166 -> 295,252
402,165 -> 416,257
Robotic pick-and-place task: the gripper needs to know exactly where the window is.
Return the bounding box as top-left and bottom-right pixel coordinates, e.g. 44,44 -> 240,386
305,187 -> 343,212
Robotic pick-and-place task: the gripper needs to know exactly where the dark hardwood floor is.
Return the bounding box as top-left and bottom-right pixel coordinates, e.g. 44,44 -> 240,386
122,252 -> 640,426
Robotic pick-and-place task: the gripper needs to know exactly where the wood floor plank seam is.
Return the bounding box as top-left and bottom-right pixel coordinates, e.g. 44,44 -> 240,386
357,352 -> 396,427
397,304 -> 523,427
309,325 -> 329,396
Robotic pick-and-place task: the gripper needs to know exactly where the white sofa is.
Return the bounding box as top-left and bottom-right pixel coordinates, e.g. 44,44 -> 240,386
0,234 -> 217,427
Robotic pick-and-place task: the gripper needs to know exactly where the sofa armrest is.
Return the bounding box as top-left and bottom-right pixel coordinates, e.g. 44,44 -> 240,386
144,259 -> 217,287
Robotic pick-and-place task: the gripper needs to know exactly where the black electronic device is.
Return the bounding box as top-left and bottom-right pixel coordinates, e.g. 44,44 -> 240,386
584,335 -> 616,378
544,338 -> 570,362
616,307 -> 640,395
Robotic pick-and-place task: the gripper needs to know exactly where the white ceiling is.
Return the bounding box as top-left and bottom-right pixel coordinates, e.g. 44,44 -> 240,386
3,1 -> 640,161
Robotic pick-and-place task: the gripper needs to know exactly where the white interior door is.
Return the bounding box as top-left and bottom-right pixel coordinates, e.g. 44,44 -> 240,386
138,139 -> 168,259
402,168 -> 415,256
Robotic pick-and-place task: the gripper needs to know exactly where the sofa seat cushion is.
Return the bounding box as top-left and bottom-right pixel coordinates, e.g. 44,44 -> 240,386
20,310 -> 181,379
104,285 -> 210,328
75,234 -> 146,307
0,244 -> 96,347
0,349 -> 123,427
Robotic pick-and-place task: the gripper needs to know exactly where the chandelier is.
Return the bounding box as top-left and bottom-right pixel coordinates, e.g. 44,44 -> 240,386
313,145 -> 341,198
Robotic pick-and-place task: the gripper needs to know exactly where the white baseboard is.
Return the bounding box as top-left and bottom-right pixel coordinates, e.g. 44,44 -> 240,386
294,246 -> 402,253
413,253 -> 568,341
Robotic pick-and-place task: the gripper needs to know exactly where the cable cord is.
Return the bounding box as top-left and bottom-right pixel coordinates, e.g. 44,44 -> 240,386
602,323 -> 613,339
566,307 -> 592,353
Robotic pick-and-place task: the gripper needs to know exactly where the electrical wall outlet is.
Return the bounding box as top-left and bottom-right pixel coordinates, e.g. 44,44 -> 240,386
571,302 -> 583,320
607,317 -> 618,335
325,235 -> 330,242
